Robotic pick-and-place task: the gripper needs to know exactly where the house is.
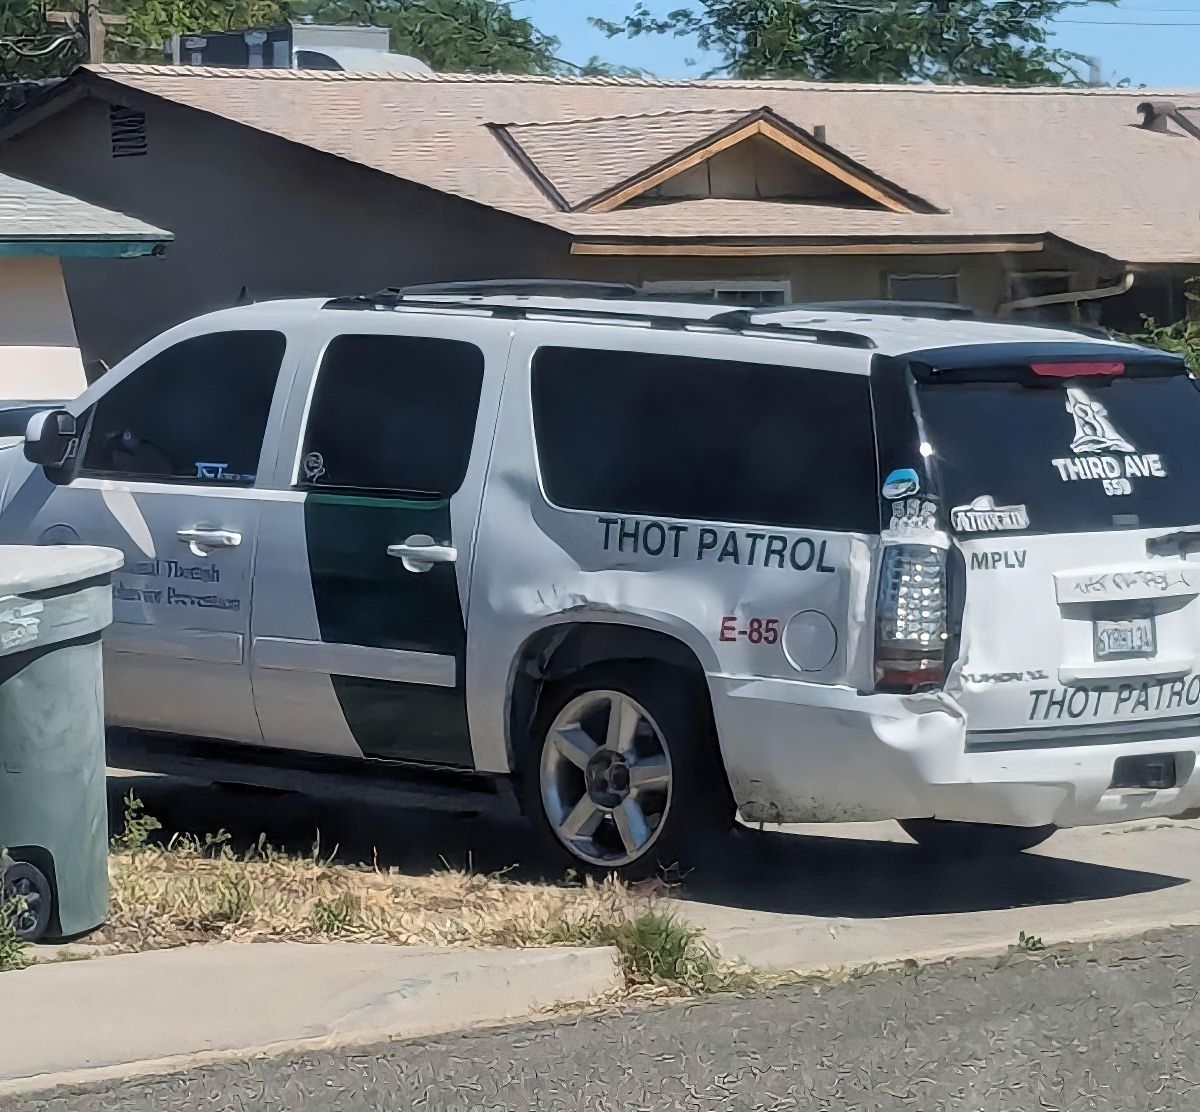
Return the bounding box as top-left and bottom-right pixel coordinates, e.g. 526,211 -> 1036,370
0,168 -> 170,398
0,64 -> 1196,365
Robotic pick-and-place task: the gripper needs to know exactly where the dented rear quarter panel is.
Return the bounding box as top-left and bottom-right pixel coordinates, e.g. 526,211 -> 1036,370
465,319 -> 879,775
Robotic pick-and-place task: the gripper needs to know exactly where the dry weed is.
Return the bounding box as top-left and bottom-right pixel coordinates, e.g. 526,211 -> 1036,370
101,831 -> 659,955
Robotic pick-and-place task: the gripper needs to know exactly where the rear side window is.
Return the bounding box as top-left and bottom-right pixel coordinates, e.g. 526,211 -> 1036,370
532,347 -> 877,532
919,372 -> 1200,534
81,330 -> 285,485
299,334 -> 484,497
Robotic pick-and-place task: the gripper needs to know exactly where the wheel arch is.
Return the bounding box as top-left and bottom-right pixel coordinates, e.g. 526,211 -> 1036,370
504,618 -> 722,787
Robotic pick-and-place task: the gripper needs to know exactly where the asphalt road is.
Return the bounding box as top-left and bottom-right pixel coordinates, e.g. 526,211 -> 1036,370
13,928 -> 1200,1112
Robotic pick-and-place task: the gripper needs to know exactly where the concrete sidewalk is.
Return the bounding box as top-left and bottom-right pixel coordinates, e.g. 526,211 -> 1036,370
674,820 -> 1200,970
0,942 -> 620,1097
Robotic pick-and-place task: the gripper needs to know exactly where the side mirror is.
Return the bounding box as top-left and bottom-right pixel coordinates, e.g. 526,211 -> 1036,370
24,409 -> 79,470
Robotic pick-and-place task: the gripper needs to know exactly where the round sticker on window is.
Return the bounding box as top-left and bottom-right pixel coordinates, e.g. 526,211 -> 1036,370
302,451 -> 326,482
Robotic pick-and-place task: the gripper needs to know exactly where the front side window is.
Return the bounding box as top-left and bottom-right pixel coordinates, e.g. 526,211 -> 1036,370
299,334 -> 485,497
531,346 -> 878,533
81,330 -> 285,485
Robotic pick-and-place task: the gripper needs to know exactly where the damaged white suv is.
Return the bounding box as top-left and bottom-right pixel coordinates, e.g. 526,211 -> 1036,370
7,284 -> 1200,875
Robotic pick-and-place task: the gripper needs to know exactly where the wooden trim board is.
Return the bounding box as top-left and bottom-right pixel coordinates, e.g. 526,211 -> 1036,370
571,240 -> 1046,257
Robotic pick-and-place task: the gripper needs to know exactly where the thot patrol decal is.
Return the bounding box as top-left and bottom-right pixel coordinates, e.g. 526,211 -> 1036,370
881,468 -> 920,500
598,517 -> 836,573
1053,387 -> 1166,497
1030,678 -> 1200,720
951,496 -> 1029,533
887,499 -> 937,536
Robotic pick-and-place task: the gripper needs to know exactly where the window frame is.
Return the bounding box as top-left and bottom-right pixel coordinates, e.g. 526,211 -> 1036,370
887,272 -> 961,304
528,341 -> 879,534
292,330 -> 488,500
75,327 -> 289,489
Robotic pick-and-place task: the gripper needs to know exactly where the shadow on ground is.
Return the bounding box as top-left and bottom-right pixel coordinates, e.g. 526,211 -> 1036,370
108,772 -> 1186,921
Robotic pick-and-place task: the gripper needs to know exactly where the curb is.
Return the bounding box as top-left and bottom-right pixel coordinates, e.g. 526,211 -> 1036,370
0,943 -> 622,1098
702,912 -> 1200,974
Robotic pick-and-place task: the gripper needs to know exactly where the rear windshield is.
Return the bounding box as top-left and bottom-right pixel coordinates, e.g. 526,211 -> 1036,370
917,372 -> 1200,535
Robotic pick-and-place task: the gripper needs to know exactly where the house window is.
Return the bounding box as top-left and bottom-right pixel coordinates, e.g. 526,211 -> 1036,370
109,106 -> 147,158
1007,272 -> 1074,322
641,280 -> 792,307
888,274 -> 959,303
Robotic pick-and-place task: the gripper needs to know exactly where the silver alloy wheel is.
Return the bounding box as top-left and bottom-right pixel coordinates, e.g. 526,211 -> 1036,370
540,689 -> 674,868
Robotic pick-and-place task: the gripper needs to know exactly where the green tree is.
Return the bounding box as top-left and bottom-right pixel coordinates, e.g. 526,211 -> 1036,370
0,0 -> 80,81
1129,278 -> 1200,372
294,0 -> 566,73
2,0 -> 586,76
111,1 -> 291,60
593,0 -> 1115,84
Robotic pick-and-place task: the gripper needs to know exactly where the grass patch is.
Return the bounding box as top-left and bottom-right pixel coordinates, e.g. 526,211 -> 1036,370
100,794 -> 759,994
0,899 -> 31,973
1010,930 -> 1047,954
549,909 -> 734,995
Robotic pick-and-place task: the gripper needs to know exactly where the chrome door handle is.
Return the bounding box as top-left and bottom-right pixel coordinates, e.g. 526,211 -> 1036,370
387,534 -> 457,574
178,527 -> 242,556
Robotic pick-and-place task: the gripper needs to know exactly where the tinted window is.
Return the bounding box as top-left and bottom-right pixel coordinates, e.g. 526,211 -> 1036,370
919,373 -> 1200,534
81,331 -> 285,485
532,347 -> 877,532
300,334 -> 485,497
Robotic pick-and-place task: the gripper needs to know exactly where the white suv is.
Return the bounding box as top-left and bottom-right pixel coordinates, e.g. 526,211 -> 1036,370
7,285 -> 1200,874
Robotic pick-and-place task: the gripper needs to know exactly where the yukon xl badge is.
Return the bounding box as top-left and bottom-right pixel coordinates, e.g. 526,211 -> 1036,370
951,495 -> 1030,533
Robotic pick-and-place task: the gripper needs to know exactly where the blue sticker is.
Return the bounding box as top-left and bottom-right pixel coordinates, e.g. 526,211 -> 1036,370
882,467 -> 920,500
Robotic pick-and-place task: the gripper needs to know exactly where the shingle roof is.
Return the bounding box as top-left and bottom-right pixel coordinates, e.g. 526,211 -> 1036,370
59,66 -> 1200,264
496,109 -> 753,209
0,168 -> 170,245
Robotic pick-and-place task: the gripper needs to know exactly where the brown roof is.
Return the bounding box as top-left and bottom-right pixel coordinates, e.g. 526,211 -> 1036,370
496,109 -> 753,209
51,66 -> 1200,264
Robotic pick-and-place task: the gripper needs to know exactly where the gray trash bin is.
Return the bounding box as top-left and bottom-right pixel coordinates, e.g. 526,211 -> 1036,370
0,545 -> 122,942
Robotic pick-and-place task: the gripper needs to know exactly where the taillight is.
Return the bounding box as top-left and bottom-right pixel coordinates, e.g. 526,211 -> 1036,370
875,544 -> 949,692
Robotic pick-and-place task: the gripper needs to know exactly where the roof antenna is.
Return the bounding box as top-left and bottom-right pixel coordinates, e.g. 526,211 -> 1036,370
235,285 -> 254,306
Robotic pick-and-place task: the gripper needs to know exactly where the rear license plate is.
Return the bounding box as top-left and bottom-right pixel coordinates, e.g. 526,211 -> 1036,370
1094,614 -> 1156,659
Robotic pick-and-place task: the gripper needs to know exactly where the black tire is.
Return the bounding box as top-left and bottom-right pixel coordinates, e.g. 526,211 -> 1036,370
2,861 -> 54,942
519,662 -> 735,880
899,818 -> 1056,858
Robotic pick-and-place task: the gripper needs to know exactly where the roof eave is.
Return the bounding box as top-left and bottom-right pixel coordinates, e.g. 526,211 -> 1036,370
0,237 -> 170,258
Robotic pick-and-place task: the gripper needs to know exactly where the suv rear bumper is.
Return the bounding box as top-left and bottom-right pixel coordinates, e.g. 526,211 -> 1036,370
709,674 -> 1200,829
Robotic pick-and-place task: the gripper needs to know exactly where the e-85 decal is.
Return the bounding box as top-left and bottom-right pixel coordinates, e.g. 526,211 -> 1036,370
720,616 -> 781,645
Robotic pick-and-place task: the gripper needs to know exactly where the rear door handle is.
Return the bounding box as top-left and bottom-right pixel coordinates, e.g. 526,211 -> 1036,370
387,534 -> 457,574
178,527 -> 242,556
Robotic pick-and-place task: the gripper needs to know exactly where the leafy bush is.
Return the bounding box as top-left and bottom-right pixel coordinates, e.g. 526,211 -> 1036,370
1128,277 -> 1200,372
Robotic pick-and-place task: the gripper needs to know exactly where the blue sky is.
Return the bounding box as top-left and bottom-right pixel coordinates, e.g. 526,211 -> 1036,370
522,0 -> 1200,88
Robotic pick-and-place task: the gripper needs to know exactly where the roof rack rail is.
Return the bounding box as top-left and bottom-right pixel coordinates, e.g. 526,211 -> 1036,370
778,300 -> 979,321
381,279 -> 643,300
323,292 -> 876,350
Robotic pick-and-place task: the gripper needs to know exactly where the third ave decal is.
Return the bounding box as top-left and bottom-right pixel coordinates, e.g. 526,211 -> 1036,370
1054,387 -> 1166,497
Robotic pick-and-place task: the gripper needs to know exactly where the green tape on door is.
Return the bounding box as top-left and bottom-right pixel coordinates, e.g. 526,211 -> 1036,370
304,492 -> 472,767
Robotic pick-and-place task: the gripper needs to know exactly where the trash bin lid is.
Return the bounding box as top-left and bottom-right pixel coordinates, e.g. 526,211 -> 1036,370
0,545 -> 123,595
